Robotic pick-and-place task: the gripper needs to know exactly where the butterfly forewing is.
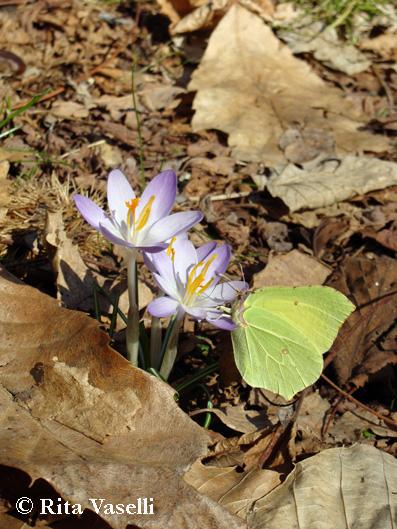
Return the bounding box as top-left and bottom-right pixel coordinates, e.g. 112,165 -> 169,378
231,285 -> 355,400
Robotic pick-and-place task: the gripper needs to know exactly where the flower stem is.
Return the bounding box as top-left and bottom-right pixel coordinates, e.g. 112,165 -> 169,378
159,311 -> 184,380
150,315 -> 162,370
126,250 -> 140,366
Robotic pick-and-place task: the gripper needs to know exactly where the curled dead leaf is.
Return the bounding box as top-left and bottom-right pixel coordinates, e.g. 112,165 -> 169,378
0,268 -> 244,529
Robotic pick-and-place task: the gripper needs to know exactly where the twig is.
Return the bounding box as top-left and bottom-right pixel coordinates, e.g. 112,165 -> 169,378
59,140 -> 106,160
372,64 -> 395,111
188,191 -> 252,203
321,373 -> 397,430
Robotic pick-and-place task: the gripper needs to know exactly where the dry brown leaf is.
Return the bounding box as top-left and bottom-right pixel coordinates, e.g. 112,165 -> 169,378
268,156 -> 397,212
0,268 -> 244,529
45,210 -> 97,311
360,203 -> 397,252
188,156 -> 235,176
279,22 -> 371,75
292,391 -> 331,457
205,405 -> 272,433
171,0 -> 273,34
329,409 -> 397,445
364,223 -> 397,252
139,84 -> 186,111
94,94 -> 136,121
45,211 -> 153,316
285,201 -> 361,230
185,460 -> 280,518
189,5 -> 390,165
278,126 -> 335,164
313,217 -> 351,259
257,221 -> 292,252
51,101 -> 90,119
328,255 -> 397,387
0,146 -> 34,163
252,250 -> 331,289
98,142 -> 123,169
249,444 -> 397,528
360,30 -> 397,60
97,121 -> 141,146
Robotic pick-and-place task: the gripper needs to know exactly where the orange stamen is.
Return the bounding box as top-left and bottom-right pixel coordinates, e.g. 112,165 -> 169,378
185,254 -> 217,301
125,198 -> 140,228
166,237 -> 177,261
136,195 -> 155,231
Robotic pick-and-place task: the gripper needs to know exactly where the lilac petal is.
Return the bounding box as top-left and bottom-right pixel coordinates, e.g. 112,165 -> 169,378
107,169 -> 135,225
148,297 -> 179,318
201,244 -> 231,286
144,211 -> 203,245
185,306 -> 207,320
139,243 -> 168,253
99,221 -> 135,249
208,281 -> 249,303
206,311 -> 236,331
197,241 -> 217,262
136,170 -> 177,225
74,195 -> 107,230
213,244 -> 231,276
153,272 -> 179,300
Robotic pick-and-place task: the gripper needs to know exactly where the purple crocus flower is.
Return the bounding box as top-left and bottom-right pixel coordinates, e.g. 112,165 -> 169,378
147,237 -> 248,330
74,169 -> 203,253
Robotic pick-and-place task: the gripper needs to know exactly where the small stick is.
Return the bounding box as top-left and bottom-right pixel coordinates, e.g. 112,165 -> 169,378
188,191 -> 252,203
372,64 -> 394,110
321,373 -> 397,430
59,139 -> 106,160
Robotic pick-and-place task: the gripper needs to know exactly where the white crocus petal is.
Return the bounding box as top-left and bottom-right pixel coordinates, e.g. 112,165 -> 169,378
107,169 -> 135,226
143,211 -> 203,246
171,238 -> 197,286
148,297 -> 179,318
151,251 -> 174,285
185,306 -> 207,320
193,296 -> 220,309
208,281 -> 248,303
153,272 -> 180,300
99,220 -> 135,249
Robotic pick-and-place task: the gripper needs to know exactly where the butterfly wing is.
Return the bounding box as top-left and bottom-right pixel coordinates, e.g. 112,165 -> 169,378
231,286 -> 355,400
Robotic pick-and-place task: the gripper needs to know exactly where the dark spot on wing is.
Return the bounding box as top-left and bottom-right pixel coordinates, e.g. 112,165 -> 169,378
281,348 -> 288,355
294,300 -> 299,305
